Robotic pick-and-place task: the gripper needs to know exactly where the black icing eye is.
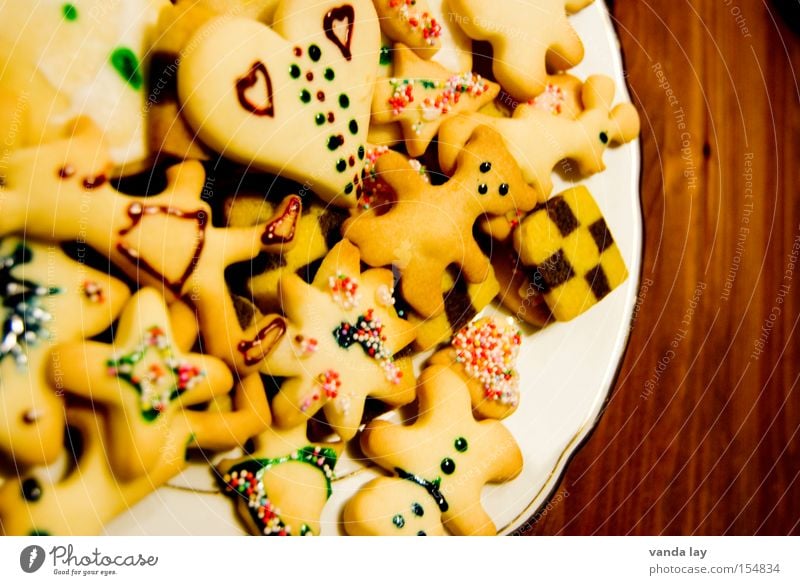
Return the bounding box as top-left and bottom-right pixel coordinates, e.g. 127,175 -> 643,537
441,458 -> 456,475
417,531 -> 427,536
392,514 -> 405,528
478,184 -> 488,195
480,162 -> 492,173
454,437 -> 468,452
411,502 -> 424,517
599,131 -> 609,144
28,529 -> 50,536
499,183 -> 509,196
21,478 -> 42,502
309,44 -> 321,62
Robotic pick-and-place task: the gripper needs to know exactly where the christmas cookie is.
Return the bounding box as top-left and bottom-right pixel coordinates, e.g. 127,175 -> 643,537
513,185 -> 628,321
49,288 -> 234,480
0,120 -> 297,374
430,317 -> 522,420
178,0 -> 381,206
0,0 -> 169,170
0,374 -> 270,536
218,423 -> 341,536
343,126 -> 538,318
361,364 -> 523,535
262,240 -> 417,440
439,75 -> 641,198
371,43 -> 499,157
343,475 -> 446,535
492,243 -> 553,327
449,0 -> 594,100
0,238 -> 130,466
372,0 -> 442,59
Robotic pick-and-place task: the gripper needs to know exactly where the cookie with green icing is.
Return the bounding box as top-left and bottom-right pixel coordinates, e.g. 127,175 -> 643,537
177,0 -> 381,206
0,238 -> 130,467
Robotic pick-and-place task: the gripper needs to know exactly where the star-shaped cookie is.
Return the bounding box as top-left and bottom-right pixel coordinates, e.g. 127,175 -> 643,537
449,0 -> 594,100
0,237 -> 130,466
371,43 -> 499,157
343,126 -> 538,318
372,0 -> 443,59
50,287 -> 234,480
361,364 -> 523,535
262,240 -> 416,440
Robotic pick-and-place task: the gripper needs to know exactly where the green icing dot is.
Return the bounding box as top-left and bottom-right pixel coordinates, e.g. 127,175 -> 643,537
336,159 -> 347,172
344,182 -> 354,195
392,514 -> 405,529
599,131 -> 609,144
290,64 -> 301,79
358,145 -> 365,160
454,437 -> 468,452
300,89 -> 311,103
315,113 -> 326,126
348,120 -> 358,135
379,45 -> 392,66
339,94 -> 350,109
110,47 -> 143,90
29,529 -> 51,536
62,3 -> 78,20
324,68 -> 335,81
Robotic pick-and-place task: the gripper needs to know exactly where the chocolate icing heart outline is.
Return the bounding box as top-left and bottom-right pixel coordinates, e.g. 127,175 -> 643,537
324,5 -> 355,61
117,203 -> 208,295
236,61 -> 275,117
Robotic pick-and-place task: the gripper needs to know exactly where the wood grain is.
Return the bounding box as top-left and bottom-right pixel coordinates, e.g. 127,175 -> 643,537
523,0 -> 800,535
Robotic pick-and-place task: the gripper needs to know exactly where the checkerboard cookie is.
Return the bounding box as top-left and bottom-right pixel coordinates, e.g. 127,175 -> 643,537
513,185 -> 628,321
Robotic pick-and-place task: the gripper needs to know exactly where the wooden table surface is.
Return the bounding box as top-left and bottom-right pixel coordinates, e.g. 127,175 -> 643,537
523,0 -> 800,535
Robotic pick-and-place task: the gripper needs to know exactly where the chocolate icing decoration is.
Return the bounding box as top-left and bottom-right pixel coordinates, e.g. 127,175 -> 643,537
261,196 -> 301,245
117,203 -> 208,294
237,317 -> 287,366
395,467 -> 449,513
236,61 -> 275,117
323,5 -> 355,61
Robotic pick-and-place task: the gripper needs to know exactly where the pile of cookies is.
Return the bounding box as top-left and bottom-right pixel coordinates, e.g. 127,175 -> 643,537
0,0 -> 639,536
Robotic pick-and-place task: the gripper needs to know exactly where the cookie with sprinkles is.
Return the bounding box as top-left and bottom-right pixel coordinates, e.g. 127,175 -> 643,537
217,423 -> 342,536
177,0 -> 381,206
361,364 -> 523,535
431,317 -> 523,420
371,43 -> 499,157
0,374 -> 271,536
262,240 -> 417,440
372,0 -> 443,59
0,237 -> 130,467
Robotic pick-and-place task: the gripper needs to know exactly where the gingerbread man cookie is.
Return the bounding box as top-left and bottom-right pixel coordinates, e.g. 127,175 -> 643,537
372,0 -> 442,59
0,373 -> 271,536
344,475 -> 446,535
0,238 -> 130,466
430,317 -> 523,420
449,0 -> 594,100
262,240 -> 417,440
0,0 -> 169,170
361,364 -> 523,535
49,288 -> 234,480
438,75 -> 641,199
372,43 -> 499,157
513,185 -> 628,321
178,0 -> 381,206
344,126 -> 538,318
218,423 -> 342,536
0,120 -> 297,374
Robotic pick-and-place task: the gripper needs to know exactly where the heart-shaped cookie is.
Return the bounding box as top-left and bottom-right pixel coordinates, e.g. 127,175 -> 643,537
178,0 -> 380,207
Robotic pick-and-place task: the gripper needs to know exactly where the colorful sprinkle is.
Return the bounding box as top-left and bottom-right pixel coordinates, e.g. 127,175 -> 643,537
451,318 -> 522,405
329,273 -> 361,310
388,0 -> 442,45
316,369 -> 342,399
530,83 -> 566,115
333,309 -> 402,384
82,280 -> 104,304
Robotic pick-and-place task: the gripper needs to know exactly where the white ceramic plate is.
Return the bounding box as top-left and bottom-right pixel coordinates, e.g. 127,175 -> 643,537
106,0 -> 642,536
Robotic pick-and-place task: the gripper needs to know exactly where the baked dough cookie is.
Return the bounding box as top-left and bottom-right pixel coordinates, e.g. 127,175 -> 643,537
49,288 -> 234,480
218,423 -> 342,536
430,317 -> 522,420
343,475 -> 446,535
262,240 -> 417,440
344,126 -> 538,318
513,185 -> 628,321
372,0 -> 442,59
0,120 -> 298,374
361,364 -> 523,535
372,43 -> 499,157
0,0 -> 169,170
0,373 -> 270,536
438,75 -> 641,198
0,238 -> 130,466
449,0 -> 594,100
178,0 -> 381,206
492,243 -> 553,327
